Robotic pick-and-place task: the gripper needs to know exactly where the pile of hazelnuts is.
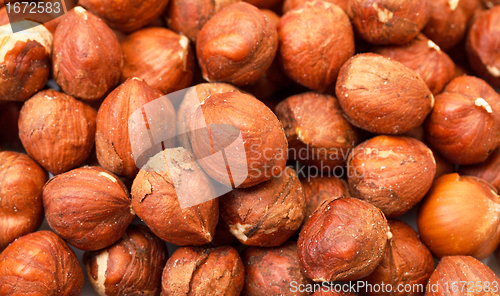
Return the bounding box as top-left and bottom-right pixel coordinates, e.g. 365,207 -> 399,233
1,0 -> 500,295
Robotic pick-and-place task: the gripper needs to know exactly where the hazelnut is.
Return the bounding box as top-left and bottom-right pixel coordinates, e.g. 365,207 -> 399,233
83,224 -> 168,296
260,9 -> 281,27
120,27 -> 194,104
131,147 -> 219,246
220,167 -> 306,247
425,75 -> 500,165
244,0 -> 282,8
197,2 -> 278,86
177,82 -> 241,152
460,147 -> 500,192
242,241 -> 311,296
374,34 -> 455,95
161,246 -> 245,295
348,0 -> 430,45
298,197 -> 390,282
53,7 -> 121,101
282,0 -> 348,13
96,77 -> 176,178
466,5 -> 500,89
166,0 -> 240,42
43,166 -> 135,251
18,90 -> 97,175
347,135 -> 436,218
423,0 -> 479,51
0,231 -> 84,295
360,220 -> 435,296
301,176 -> 350,222
189,91 -> 287,188
79,0 -> 170,33
335,53 -> 434,135
425,256 -> 500,295
417,173 -> 500,259
277,1 -> 354,92
0,21 -> 52,102
275,92 -> 362,170
0,151 -> 47,251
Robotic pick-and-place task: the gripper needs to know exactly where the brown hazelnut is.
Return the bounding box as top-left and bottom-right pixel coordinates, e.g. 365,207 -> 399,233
466,6 -> 500,89
197,2 -> 278,86
348,0 -> 430,45
425,256 -> 500,295
189,91 -> 287,188
166,0 -> 240,42
0,231 -> 84,295
0,21 -> 52,102
260,8 -> 280,27
417,173 -> 500,259
425,75 -> 500,165
131,147 -> 219,246
298,197 -> 390,282
360,220 -> 434,296
79,0 -> 170,33
161,246 -> 245,295
347,135 -> 436,217
423,0 -> 479,51
18,90 -> 97,175
336,53 -> 434,135
220,167 -> 306,247
277,1 -> 354,92
301,176 -> 350,222
242,241 -> 311,296
53,7 -> 121,101
374,34 -> 455,95
96,77 -> 176,178
0,151 -> 47,251
244,0 -> 282,8
83,224 -> 168,296
275,92 -> 362,170
43,166 -> 135,251
460,147 -> 500,192
120,27 -> 194,104
177,82 -> 241,151
282,0 -> 348,13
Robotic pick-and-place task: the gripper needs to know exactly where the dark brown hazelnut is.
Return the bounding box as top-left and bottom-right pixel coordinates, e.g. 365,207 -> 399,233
18,90 -> 97,175
298,197 -> 390,282
220,167 -> 305,247
43,166 -> 135,251
166,0 -> 240,42
242,241 -> 311,296
196,2 -> 278,86
360,220 -> 434,296
0,151 -> 47,251
425,75 -> 500,165
301,176 -> 350,222
348,0 -> 430,45
189,91 -> 287,188
161,246 -> 245,295
374,34 -> 455,95
275,92 -> 362,170
282,0 -> 348,13
79,0 -> 170,33
83,224 -> 168,296
0,21 -> 52,102
120,27 -> 194,104
466,5 -> 500,89
53,7 -> 122,101
96,77 -> 176,178
460,147 -> 500,192
0,231 -> 84,295
131,147 -> 219,246
347,135 -> 436,218
244,0 -> 282,8
277,1 -> 354,92
425,256 -> 500,295
423,0 -> 479,51
336,53 -> 434,135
